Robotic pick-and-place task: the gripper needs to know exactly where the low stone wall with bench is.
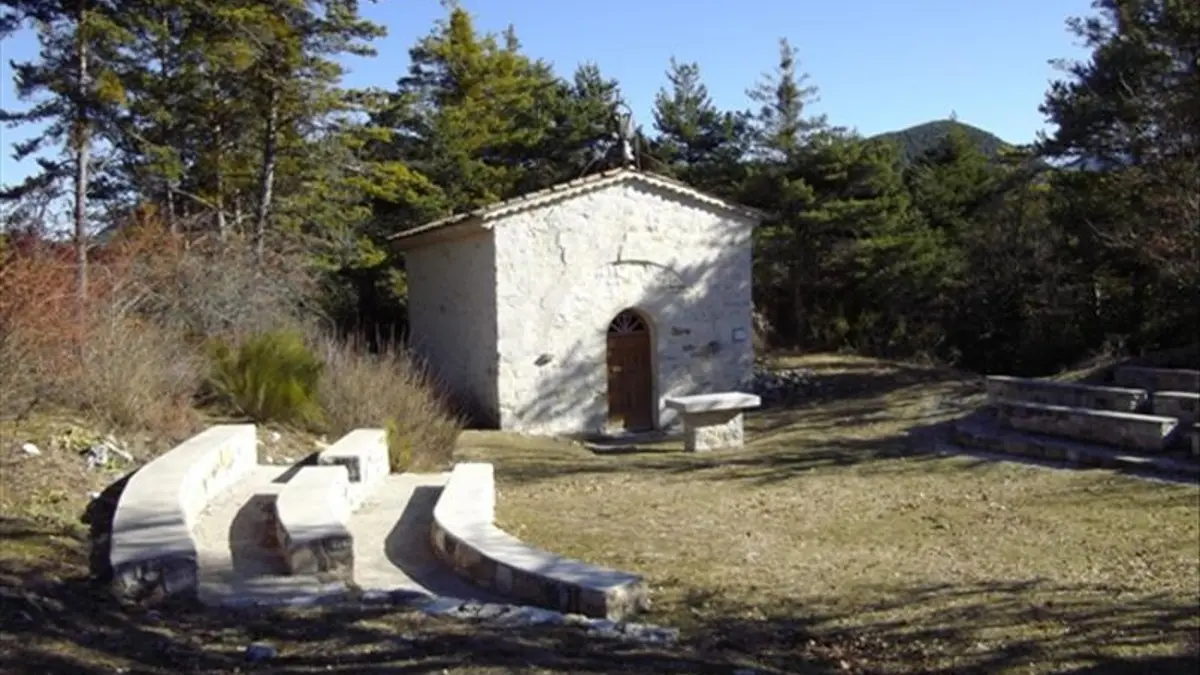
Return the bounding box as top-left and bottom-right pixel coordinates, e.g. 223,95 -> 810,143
1152,391 -> 1200,425
430,462 -> 649,621
1114,366 -> 1200,393
995,400 -> 1179,452
109,424 -> 257,600
273,465 -> 355,578
663,392 -> 762,452
317,428 -> 389,510
985,375 -> 1148,413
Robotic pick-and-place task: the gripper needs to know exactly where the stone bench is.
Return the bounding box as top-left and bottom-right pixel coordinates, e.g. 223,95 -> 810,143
273,465 -> 354,578
985,375 -> 1148,413
1114,366 -> 1200,393
430,462 -> 648,621
994,400 -> 1179,452
662,392 -> 762,452
317,428 -> 389,510
1152,391 -> 1200,425
109,424 -> 257,601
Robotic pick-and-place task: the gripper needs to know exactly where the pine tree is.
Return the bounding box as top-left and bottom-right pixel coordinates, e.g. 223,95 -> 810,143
1039,0 -> 1199,350
1,0 -> 131,298
651,58 -> 748,195
746,38 -> 823,163
377,6 -> 564,217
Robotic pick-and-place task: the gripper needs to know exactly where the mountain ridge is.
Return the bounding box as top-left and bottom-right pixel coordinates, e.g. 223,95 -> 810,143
871,119 -> 1013,163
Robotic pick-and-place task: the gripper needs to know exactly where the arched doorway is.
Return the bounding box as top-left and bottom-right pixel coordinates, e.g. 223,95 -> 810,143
606,309 -> 654,431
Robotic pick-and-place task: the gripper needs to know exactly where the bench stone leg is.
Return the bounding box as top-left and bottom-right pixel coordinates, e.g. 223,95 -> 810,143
285,535 -> 354,578
682,410 -> 745,452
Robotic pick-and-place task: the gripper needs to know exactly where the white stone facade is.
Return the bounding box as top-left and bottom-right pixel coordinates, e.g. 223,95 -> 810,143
404,237 -> 499,419
398,171 -> 759,435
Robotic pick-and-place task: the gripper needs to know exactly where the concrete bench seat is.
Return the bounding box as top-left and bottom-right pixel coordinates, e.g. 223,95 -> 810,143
430,462 -> 648,621
994,399 -> 1180,452
316,428 -> 389,510
663,392 -> 762,452
1152,391 -> 1200,425
985,375 -> 1148,413
1114,366 -> 1200,393
272,465 -> 354,578
109,424 -> 257,600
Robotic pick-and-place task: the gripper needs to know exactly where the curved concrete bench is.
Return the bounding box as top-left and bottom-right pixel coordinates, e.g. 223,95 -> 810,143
109,424 -> 257,600
430,462 -> 648,621
316,428 -> 389,510
273,465 -> 355,578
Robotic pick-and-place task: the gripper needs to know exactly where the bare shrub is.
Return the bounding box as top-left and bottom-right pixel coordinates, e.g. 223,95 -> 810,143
0,323 -> 39,420
317,336 -> 462,472
113,229 -> 325,341
67,311 -> 201,433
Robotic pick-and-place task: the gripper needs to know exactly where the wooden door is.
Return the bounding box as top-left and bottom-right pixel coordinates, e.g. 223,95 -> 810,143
606,310 -> 653,431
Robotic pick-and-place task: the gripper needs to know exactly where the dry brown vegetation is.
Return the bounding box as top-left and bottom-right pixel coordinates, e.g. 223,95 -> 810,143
317,335 -> 463,471
0,222 -> 461,456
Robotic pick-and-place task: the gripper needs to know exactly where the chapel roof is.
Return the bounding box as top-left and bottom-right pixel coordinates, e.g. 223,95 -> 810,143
389,168 -> 762,250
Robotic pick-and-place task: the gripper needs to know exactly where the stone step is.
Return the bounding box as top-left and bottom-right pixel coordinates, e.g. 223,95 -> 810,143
952,420 -> 1200,482
992,399 -> 1180,452
1113,366 -> 1200,393
985,375 -> 1147,413
1152,391 -> 1200,424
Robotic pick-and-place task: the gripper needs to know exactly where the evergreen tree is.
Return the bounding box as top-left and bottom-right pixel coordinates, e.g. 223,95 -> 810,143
1040,0 -> 1199,351
746,38 -> 823,163
651,58 -> 748,196
1,0 -> 131,297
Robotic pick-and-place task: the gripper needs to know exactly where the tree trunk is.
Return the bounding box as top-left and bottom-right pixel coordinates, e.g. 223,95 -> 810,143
73,4 -> 90,304
165,185 -> 177,235
214,164 -> 227,240
254,88 -> 279,263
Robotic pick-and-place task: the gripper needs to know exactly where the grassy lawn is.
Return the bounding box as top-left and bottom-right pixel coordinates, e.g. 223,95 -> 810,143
0,354 -> 1196,674
457,354 -> 1200,674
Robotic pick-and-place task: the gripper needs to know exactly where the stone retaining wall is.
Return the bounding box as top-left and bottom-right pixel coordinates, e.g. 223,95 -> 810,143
109,424 -> 257,601
1114,366 -> 1200,393
273,465 -> 354,578
985,375 -> 1147,413
995,401 -> 1179,452
430,462 -> 649,621
1152,391 -> 1200,425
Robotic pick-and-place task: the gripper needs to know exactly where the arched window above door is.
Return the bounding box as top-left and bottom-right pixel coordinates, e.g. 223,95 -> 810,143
608,309 -> 648,335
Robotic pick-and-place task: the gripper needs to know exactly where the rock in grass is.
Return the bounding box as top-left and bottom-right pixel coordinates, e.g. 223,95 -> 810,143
244,642 -> 277,662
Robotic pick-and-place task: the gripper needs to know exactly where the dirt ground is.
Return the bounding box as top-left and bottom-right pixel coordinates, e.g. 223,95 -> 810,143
1,354 -> 1197,674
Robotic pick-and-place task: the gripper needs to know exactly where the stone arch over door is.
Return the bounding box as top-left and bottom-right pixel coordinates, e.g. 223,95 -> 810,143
606,309 -> 654,431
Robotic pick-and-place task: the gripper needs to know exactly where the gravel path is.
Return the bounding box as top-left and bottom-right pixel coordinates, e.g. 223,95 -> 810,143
191,468 -> 500,606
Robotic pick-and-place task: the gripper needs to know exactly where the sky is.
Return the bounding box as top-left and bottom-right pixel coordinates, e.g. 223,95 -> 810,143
0,0 -> 1096,188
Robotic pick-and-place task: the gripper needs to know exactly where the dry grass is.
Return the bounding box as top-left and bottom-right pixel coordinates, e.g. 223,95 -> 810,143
455,354 -> 1200,674
317,337 -> 463,471
1,354 -> 1196,674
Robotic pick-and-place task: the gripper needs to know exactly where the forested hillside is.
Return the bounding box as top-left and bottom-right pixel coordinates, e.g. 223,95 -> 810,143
1,0 -> 1196,391
872,119 -> 1011,164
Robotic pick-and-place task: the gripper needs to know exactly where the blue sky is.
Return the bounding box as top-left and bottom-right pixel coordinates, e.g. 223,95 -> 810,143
0,0 -> 1095,187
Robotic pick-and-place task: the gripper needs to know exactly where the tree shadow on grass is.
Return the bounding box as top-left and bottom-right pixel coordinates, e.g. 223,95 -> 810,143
458,403 -> 993,489
2,524 -> 1196,675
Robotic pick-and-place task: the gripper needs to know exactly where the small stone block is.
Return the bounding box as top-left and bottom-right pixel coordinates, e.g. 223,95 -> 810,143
682,410 -> 745,452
